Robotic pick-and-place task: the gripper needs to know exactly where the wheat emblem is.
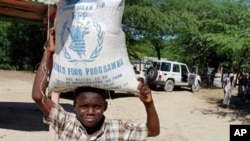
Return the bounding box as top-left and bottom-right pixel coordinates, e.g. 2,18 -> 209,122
63,21 -> 104,64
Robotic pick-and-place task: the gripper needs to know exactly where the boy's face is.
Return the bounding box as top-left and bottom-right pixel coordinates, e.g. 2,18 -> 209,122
74,92 -> 106,127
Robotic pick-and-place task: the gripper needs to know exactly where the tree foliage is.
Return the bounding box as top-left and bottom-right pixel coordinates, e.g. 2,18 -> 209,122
124,0 -> 250,74
0,21 -> 12,69
1,0 -> 250,74
168,0 -> 250,74
0,21 -> 46,71
124,0 -> 172,60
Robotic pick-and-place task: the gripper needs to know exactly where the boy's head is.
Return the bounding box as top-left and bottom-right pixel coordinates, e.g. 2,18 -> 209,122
73,86 -> 108,127
73,86 -> 107,106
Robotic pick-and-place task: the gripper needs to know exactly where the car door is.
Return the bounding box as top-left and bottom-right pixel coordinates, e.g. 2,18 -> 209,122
159,62 -> 171,82
172,63 -> 182,85
180,64 -> 189,84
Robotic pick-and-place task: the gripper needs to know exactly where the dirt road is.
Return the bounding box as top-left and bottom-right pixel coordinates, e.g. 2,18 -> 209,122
0,70 -> 249,141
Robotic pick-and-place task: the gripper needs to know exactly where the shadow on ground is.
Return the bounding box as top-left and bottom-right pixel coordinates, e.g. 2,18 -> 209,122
0,102 -> 72,131
216,96 -> 250,124
196,94 -> 250,124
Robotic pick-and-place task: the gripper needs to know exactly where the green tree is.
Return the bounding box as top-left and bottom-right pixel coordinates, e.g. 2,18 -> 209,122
124,0 -> 172,60
159,0 -> 250,75
0,21 -> 12,69
0,21 -> 46,71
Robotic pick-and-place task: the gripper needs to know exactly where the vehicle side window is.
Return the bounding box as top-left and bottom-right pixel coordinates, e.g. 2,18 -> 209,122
152,62 -> 160,70
161,62 -> 171,71
173,64 -> 180,72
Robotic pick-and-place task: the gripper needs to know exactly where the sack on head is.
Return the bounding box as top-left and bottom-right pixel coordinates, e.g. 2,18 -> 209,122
48,0 -> 139,94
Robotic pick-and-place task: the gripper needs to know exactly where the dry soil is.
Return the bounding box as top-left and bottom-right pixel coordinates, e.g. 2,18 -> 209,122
0,70 -> 250,141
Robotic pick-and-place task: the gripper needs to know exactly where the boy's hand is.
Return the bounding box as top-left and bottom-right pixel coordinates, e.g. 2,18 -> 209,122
137,80 -> 153,104
47,27 -> 55,52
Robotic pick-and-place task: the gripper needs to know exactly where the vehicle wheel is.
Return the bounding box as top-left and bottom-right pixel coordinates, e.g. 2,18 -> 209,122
145,67 -> 158,81
164,80 -> 175,92
191,83 -> 200,92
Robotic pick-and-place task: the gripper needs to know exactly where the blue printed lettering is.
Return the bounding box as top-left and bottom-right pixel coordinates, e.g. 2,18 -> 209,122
56,79 -> 64,83
85,58 -> 124,75
96,3 -> 105,9
123,82 -> 129,87
105,79 -> 111,83
53,63 -> 66,74
102,75 -> 108,79
68,68 -> 83,76
111,62 -> 117,69
66,78 -> 73,81
66,78 -> 73,84
85,66 -> 103,75
103,58 -> 124,73
104,64 -> 111,73
112,74 -> 122,80
72,12 -> 88,20
116,58 -> 124,67
76,5 -> 93,10
75,78 -> 91,82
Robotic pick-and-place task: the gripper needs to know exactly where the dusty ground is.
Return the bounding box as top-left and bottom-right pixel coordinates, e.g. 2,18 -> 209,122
0,70 -> 250,141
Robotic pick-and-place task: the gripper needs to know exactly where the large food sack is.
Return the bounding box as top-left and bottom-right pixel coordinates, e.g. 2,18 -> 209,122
48,0 -> 139,93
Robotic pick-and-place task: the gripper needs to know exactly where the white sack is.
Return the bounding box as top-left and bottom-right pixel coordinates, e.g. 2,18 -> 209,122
48,0 -> 139,93
33,0 -> 59,4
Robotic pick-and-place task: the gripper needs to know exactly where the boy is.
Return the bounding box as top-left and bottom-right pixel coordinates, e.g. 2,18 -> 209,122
32,28 -> 160,140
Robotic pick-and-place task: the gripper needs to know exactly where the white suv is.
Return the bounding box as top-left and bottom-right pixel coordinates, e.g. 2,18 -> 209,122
144,59 -> 201,92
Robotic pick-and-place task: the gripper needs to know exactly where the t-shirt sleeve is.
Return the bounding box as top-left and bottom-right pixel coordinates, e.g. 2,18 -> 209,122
44,103 -> 70,134
122,121 -> 148,141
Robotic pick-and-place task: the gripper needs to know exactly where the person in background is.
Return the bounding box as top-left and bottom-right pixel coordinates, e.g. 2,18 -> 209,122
221,70 -> 228,88
237,71 -> 245,98
209,69 -> 215,88
244,73 -> 250,103
223,73 -> 234,108
32,27 -> 160,140
243,73 -> 248,98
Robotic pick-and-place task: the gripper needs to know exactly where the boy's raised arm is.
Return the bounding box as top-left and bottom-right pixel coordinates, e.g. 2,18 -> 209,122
137,82 -> 160,137
32,27 -> 55,118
